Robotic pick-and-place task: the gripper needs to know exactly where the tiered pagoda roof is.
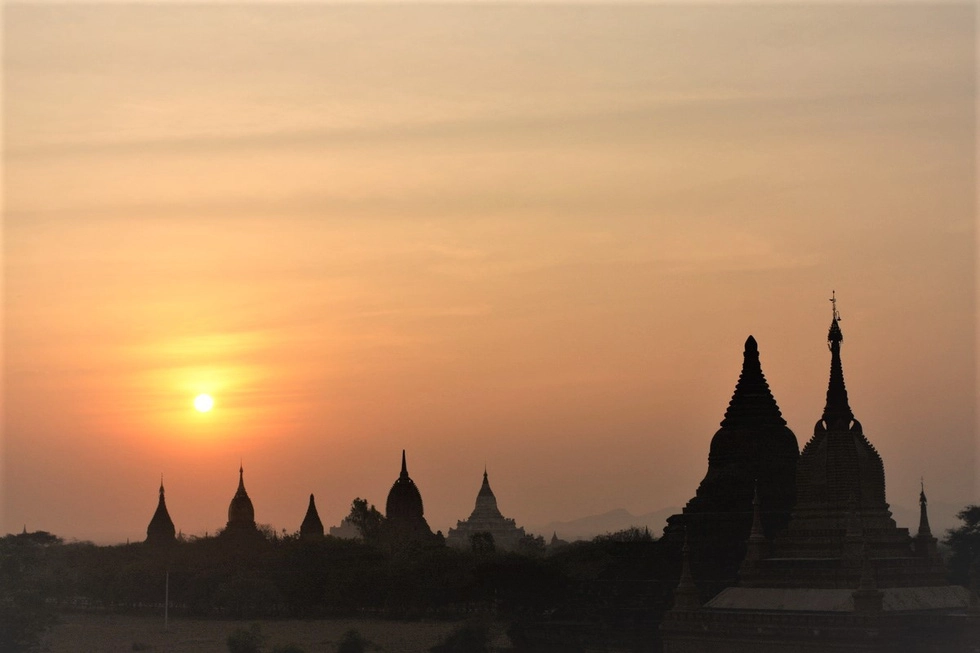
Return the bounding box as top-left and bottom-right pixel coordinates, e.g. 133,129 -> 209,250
663,335 -> 799,597
446,469 -> 527,552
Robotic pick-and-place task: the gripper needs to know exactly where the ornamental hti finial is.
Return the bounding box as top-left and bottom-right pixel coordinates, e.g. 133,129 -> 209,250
830,290 -> 840,322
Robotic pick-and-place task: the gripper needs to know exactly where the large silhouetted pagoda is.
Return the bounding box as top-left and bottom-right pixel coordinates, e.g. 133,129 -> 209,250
663,297 -> 978,652
662,334 -> 800,597
299,493 -> 324,540
384,450 -> 440,545
446,469 -> 527,552
145,478 -> 176,546
223,465 -> 259,538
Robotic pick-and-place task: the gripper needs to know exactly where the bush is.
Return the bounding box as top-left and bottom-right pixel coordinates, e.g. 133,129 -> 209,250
430,621 -> 490,653
337,629 -> 368,653
227,623 -> 265,653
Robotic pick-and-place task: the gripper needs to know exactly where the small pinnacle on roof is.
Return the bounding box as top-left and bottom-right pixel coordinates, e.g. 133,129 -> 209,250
918,479 -> 933,537
400,450 -> 408,478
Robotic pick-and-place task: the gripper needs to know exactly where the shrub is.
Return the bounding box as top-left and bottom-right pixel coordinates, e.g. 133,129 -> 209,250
337,629 -> 368,653
227,623 -> 265,653
430,621 -> 490,653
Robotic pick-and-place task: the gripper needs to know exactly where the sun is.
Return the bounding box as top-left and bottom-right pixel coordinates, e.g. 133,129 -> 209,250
194,394 -> 214,413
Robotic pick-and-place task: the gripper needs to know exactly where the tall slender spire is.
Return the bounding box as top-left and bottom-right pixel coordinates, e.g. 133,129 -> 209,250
822,291 -> 854,430
237,464 -> 246,493
400,449 -> 409,479
918,479 -> 932,538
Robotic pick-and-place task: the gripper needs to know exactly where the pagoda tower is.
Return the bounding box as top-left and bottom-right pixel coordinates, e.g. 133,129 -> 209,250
300,493 -> 324,540
145,477 -> 176,546
384,450 -> 439,545
663,335 -> 799,597
446,469 -> 527,552
737,297 -> 947,589
663,297 -> 975,652
224,464 -> 258,536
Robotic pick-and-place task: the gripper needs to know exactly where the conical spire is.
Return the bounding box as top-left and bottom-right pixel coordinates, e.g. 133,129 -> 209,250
672,532 -> 702,611
400,450 -> 409,479
917,479 -> 932,537
822,292 -> 855,430
740,481 -> 769,574
146,476 -> 176,545
719,336 -> 787,429
470,466 -> 503,519
300,493 -> 324,539
227,464 -> 256,531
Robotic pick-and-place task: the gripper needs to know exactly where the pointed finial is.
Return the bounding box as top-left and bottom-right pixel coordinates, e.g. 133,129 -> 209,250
828,291 -> 844,345
160,474 -> 165,492
400,450 -> 408,478
483,464 -> 488,481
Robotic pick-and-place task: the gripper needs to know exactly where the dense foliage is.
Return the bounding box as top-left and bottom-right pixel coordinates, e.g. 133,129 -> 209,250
944,504 -> 980,586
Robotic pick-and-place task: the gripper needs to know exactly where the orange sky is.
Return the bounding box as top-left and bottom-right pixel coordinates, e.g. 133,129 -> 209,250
3,4 -> 976,543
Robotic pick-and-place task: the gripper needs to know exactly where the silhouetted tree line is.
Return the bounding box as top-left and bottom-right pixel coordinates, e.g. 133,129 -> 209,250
4,506 -> 980,653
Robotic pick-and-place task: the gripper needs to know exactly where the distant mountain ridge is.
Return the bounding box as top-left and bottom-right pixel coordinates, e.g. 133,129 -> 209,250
529,507 -> 680,542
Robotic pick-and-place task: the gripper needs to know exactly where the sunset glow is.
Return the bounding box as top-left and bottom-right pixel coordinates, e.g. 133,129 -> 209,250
2,5 -> 974,545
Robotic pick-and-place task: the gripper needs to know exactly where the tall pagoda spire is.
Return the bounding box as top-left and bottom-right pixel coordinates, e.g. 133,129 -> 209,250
146,475 -> 176,546
918,479 -> 932,537
226,464 -> 256,533
822,291 -> 855,430
400,449 -> 409,479
300,493 -> 324,539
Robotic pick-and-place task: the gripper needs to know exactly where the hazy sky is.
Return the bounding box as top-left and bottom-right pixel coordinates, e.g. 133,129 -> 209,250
3,4 -> 975,543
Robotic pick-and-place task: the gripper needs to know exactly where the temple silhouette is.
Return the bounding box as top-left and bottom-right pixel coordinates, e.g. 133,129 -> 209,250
661,333 -> 800,597
145,477 -> 175,546
222,464 -> 261,541
299,494 -> 324,540
382,450 -> 442,546
137,297 -> 979,650
446,468 -> 527,552
662,298 -> 977,651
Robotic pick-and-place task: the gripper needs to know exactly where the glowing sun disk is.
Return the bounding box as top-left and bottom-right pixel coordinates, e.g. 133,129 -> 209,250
194,394 -> 214,412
